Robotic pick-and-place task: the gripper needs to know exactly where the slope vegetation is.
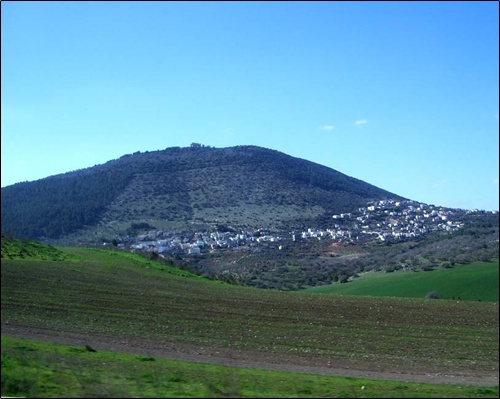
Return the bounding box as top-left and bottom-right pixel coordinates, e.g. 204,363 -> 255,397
1,145 -> 404,242
304,261 -> 499,302
0,235 -> 78,261
1,248 -> 498,388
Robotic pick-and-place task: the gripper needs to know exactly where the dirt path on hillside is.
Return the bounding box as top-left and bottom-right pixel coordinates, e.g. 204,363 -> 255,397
2,322 -> 498,387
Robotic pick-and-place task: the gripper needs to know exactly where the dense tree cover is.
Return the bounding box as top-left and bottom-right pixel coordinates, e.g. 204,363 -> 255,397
1,145 -> 403,240
1,167 -> 133,239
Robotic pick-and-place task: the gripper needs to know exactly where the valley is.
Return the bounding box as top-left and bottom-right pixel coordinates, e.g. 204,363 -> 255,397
1,247 -> 498,397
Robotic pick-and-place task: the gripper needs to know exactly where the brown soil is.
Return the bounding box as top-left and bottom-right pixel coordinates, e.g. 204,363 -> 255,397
2,322 -> 498,387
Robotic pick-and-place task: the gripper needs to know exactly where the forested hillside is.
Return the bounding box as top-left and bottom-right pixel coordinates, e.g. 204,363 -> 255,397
1,145 -> 404,242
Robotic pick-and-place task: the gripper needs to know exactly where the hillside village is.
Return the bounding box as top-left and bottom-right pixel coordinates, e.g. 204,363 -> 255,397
117,200 -> 496,256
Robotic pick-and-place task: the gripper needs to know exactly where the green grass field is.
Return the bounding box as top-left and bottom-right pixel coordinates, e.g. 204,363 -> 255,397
303,261 -> 499,302
1,247 -> 499,398
0,236 -> 79,261
2,336 -> 498,398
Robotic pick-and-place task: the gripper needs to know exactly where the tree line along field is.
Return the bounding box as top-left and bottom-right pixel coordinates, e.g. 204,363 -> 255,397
303,260 -> 499,302
1,247 -> 498,397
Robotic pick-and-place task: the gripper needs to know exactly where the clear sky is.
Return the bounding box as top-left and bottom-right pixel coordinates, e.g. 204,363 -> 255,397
2,1 -> 499,211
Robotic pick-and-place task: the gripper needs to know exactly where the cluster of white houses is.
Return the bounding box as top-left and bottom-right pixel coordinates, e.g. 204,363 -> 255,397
129,229 -> 285,255
297,199 -> 468,242
124,200 -> 494,255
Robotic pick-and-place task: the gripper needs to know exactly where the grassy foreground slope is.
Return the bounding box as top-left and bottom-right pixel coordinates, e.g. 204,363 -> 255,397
1,235 -> 78,261
1,248 -> 498,393
303,261 -> 499,302
2,336 -> 498,398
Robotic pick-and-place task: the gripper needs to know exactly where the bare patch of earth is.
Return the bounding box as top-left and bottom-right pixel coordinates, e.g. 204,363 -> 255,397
2,322 -> 498,387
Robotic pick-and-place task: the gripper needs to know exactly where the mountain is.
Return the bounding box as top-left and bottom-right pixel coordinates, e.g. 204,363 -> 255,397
1,145 -> 405,243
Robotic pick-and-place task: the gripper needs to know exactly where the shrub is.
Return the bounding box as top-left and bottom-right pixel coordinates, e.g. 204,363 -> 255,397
425,291 -> 439,299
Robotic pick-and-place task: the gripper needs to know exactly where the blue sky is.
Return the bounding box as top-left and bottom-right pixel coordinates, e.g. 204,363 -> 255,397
2,1 -> 499,211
